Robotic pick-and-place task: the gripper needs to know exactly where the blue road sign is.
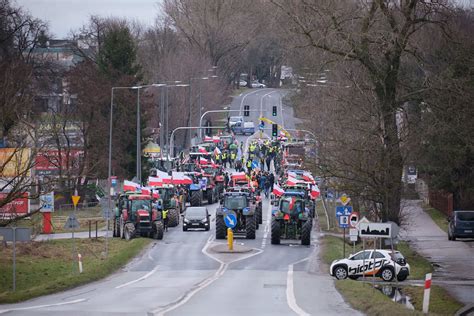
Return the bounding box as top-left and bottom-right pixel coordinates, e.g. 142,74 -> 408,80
338,215 -> 350,228
336,206 -> 352,217
224,212 -> 237,229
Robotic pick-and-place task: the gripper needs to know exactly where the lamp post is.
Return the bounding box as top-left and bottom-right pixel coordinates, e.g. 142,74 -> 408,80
163,83 -> 189,156
189,73 -> 219,142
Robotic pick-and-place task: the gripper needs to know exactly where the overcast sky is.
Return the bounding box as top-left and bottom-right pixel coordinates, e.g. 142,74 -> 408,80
15,0 -> 161,38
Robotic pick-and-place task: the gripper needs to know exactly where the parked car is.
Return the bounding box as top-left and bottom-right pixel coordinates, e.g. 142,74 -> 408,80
251,81 -> 266,88
182,206 -> 210,231
239,80 -> 248,87
228,116 -> 244,128
232,121 -> 255,135
448,210 -> 474,240
330,249 -> 410,282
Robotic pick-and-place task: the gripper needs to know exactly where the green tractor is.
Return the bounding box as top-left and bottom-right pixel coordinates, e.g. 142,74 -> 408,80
216,192 -> 256,239
154,184 -> 181,227
271,194 -> 312,245
113,193 -> 164,240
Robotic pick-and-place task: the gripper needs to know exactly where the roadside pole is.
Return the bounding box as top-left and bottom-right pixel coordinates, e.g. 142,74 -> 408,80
12,226 -> 16,291
343,227 -> 346,258
71,193 -> 80,273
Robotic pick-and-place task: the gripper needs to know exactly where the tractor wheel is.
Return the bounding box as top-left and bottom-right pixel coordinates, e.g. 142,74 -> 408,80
119,215 -> 125,239
246,215 -> 256,239
216,216 -> 226,239
208,191 -> 214,205
190,190 -> 202,206
152,221 -> 164,240
258,205 -> 263,224
301,220 -> 312,246
113,216 -> 120,237
168,209 -> 179,227
271,218 -> 281,245
124,222 -> 136,241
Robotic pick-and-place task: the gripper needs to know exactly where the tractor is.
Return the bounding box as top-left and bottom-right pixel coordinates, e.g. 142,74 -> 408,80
271,194 -> 312,245
113,192 -> 163,240
153,184 -> 181,227
188,172 -> 219,206
216,192 -> 256,239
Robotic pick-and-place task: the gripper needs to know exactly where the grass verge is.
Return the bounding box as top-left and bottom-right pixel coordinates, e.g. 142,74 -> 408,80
423,205 -> 449,233
231,87 -> 251,96
321,236 -> 461,315
0,237 -> 151,303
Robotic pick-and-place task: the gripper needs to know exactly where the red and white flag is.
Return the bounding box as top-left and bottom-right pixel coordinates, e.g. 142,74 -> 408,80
212,136 -> 220,143
152,191 -> 160,199
214,147 -> 221,155
156,170 -> 172,184
148,176 -> 162,187
287,176 -> 299,186
204,136 -> 212,142
141,187 -> 151,195
289,196 -> 296,210
198,146 -> 207,154
199,157 -> 209,165
303,171 -> 315,183
287,171 -> 297,178
172,172 -> 193,185
123,180 -> 140,192
309,184 -> 320,199
272,183 -> 285,197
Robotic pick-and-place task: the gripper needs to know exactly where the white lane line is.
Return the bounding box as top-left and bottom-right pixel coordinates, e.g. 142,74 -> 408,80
260,91 -> 276,118
239,89 -> 267,115
115,265 -> 159,289
0,299 -> 86,314
287,261 -> 310,316
278,91 -> 285,129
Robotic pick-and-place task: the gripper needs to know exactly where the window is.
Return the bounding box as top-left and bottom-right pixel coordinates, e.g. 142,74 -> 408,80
371,251 -> 386,259
224,196 -> 247,209
351,251 -> 371,260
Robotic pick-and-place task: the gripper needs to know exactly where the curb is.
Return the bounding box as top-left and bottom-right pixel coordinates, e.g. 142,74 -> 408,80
209,243 -> 253,254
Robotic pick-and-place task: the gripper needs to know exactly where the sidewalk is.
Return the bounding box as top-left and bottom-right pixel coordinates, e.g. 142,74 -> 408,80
401,200 -> 474,305
34,230 -> 112,241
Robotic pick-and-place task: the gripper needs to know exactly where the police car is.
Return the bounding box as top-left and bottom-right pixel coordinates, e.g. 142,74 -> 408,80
329,249 -> 410,282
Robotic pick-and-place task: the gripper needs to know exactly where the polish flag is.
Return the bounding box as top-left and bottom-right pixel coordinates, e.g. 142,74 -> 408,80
214,147 -> 221,155
141,187 -> 151,195
289,196 -> 296,210
272,183 -> 285,197
156,169 -> 172,184
287,171 -> 297,178
303,172 -> 315,183
199,157 -> 209,165
310,184 -> 320,199
198,146 -> 207,154
123,180 -> 140,192
172,172 -> 193,185
212,136 -> 220,143
152,191 -> 160,199
231,172 -> 247,180
287,176 -> 299,186
204,136 -> 213,142
148,176 -> 162,187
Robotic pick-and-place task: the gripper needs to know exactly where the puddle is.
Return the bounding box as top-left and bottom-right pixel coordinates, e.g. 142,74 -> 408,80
374,285 -> 415,310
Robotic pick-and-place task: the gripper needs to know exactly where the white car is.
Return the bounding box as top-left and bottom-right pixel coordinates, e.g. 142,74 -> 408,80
329,249 -> 410,282
239,80 -> 247,87
251,81 -> 266,88
228,116 -> 244,128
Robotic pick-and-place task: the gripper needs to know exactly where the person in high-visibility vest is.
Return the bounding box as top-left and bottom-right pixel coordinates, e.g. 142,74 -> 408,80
246,159 -> 252,174
162,209 -> 169,231
230,151 -> 236,168
222,150 -> 228,168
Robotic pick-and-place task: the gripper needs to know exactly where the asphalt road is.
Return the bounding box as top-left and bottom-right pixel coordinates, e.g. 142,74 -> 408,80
0,89 -> 359,316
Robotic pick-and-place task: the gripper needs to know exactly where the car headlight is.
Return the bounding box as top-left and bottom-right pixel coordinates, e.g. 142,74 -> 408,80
201,218 -> 207,223
184,218 -> 190,223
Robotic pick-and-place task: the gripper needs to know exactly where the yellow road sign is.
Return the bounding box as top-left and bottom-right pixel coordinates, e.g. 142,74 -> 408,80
72,195 -> 80,207
340,194 -> 351,206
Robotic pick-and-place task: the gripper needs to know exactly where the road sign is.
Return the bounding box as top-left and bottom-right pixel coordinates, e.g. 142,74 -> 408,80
358,222 -> 398,239
349,212 -> 359,228
339,194 -> 351,206
338,215 -> 349,228
39,192 -> 54,213
71,195 -> 80,207
224,212 -> 237,229
0,227 -> 31,242
349,229 -> 358,242
64,214 -> 80,230
336,206 -> 352,217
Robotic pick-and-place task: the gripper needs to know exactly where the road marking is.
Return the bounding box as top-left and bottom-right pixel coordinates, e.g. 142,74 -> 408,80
0,299 -> 87,314
260,91 -> 276,118
149,235 -> 263,315
115,265 -> 159,289
239,89 -> 267,115
287,258 -> 310,316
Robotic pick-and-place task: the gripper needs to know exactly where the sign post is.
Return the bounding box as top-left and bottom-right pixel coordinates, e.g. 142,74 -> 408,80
40,192 -> 54,234
71,193 -> 80,272
224,211 -> 237,251
0,227 -> 31,291
336,206 -> 351,257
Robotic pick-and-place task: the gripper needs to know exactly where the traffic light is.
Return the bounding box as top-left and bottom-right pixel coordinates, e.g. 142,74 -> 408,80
272,124 -> 278,137
244,105 -> 250,117
272,105 -> 277,116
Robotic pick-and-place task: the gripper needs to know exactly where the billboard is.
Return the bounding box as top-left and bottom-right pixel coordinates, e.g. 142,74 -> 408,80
0,148 -> 31,177
0,192 -> 30,218
35,150 -> 83,176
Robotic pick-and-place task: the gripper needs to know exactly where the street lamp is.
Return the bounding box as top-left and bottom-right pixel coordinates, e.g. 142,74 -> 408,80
162,83 -> 189,156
